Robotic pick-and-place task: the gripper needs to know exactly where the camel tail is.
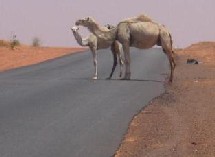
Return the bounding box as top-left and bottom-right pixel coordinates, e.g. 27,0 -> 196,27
115,23 -> 121,41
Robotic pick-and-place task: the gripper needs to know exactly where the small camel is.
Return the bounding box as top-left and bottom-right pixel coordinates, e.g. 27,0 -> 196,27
75,17 -> 126,79
115,14 -> 176,82
71,23 -> 123,79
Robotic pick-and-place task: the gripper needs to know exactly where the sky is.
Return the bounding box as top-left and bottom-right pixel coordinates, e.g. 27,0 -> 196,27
0,0 -> 215,48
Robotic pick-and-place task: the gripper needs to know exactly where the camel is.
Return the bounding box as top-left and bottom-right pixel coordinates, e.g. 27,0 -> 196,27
115,14 -> 176,82
71,24 -> 123,79
75,15 -> 175,81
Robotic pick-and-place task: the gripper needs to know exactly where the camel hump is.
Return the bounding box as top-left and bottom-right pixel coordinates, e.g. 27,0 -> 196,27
136,14 -> 153,22
120,14 -> 154,24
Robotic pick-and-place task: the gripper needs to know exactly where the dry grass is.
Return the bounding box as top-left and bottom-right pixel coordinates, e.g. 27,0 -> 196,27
0,40 -> 11,48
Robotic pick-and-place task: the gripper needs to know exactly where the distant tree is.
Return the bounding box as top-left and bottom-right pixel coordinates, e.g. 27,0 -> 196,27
10,35 -> 20,50
32,37 -> 41,47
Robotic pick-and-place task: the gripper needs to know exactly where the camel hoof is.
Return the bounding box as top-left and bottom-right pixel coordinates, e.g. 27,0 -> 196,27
92,76 -> 98,80
120,77 -> 130,80
120,73 -> 131,80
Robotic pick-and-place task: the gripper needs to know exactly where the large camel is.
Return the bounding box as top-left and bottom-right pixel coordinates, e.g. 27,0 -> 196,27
116,15 -> 176,82
73,20 -> 123,79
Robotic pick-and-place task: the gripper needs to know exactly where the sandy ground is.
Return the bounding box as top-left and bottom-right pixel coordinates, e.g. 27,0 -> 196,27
0,45 -> 85,72
115,42 -> 215,157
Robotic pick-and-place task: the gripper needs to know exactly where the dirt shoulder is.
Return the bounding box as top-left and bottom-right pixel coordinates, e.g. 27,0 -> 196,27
0,45 -> 86,72
115,42 -> 215,157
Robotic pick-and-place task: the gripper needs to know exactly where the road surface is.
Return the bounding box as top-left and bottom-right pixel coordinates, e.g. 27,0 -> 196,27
0,48 -> 169,157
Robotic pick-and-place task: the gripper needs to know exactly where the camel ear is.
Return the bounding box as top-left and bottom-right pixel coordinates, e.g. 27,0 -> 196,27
86,17 -> 90,21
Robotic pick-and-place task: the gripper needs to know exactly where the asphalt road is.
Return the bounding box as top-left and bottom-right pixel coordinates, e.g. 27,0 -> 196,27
0,48 -> 169,157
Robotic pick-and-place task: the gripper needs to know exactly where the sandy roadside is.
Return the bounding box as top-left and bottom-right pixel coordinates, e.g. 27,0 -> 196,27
0,45 -> 86,72
115,42 -> 215,157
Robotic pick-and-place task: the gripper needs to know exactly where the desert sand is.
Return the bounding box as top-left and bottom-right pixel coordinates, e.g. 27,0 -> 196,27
0,43 -> 85,72
115,42 -> 215,157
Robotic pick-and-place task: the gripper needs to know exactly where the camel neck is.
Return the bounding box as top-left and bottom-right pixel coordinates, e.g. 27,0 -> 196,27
87,23 -> 107,36
72,31 -> 87,46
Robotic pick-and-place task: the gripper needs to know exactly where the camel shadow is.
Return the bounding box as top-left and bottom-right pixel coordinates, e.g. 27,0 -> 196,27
71,77 -> 165,83
106,78 -> 165,83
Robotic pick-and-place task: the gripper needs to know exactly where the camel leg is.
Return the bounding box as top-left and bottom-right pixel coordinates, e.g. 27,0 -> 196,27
107,42 -> 118,79
167,52 -> 174,82
118,45 -> 124,77
90,46 -> 98,80
121,42 -> 131,80
93,51 -> 98,80
172,51 -> 176,69
160,29 -> 175,82
116,40 -> 124,78
162,47 -> 174,82
118,53 -> 124,78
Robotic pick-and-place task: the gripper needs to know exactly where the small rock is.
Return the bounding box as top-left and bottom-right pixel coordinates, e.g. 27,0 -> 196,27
191,142 -> 197,145
187,59 -> 199,64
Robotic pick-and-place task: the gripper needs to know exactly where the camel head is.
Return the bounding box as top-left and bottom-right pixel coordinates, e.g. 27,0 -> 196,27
71,26 -> 79,32
75,17 -> 96,27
